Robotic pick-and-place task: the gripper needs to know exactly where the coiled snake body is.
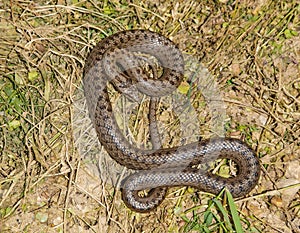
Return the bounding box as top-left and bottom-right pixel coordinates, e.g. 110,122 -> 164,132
83,30 -> 260,212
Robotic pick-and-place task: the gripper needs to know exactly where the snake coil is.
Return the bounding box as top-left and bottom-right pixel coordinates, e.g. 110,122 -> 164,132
83,30 -> 260,212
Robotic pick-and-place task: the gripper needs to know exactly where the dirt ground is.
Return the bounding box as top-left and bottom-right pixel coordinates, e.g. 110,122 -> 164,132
0,0 -> 299,232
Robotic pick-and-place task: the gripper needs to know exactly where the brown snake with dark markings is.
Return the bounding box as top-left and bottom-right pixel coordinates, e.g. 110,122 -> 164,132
83,30 -> 260,212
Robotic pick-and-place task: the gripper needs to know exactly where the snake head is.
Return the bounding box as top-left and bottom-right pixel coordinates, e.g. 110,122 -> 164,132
119,84 -> 143,102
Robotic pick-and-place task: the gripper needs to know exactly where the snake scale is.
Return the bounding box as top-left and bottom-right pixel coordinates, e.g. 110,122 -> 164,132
83,30 -> 260,213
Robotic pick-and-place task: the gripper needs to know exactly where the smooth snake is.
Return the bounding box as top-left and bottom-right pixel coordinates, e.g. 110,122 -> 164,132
83,30 -> 260,213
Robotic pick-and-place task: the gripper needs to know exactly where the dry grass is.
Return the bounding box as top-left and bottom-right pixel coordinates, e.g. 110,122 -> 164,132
0,0 -> 299,232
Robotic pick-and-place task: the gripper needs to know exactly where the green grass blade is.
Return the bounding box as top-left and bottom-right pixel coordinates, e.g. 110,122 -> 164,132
213,198 -> 233,231
226,189 -> 244,233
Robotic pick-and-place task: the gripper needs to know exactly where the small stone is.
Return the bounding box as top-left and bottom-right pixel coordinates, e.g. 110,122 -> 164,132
270,196 -> 283,208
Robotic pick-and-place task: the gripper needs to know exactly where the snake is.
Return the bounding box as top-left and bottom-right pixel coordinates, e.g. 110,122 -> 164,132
83,30 -> 260,213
